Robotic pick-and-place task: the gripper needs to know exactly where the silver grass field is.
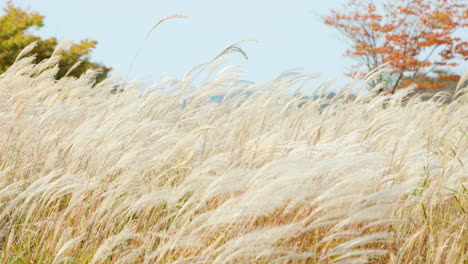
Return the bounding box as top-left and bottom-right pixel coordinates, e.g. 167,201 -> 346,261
0,43 -> 467,263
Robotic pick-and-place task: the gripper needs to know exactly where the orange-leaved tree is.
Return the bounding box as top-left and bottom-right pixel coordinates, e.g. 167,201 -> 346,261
323,0 -> 467,92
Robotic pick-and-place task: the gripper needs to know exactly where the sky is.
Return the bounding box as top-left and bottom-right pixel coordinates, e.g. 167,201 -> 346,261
1,0 -> 466,91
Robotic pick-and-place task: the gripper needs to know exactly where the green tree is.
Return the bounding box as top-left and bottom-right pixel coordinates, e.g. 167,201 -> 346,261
0,1 -> 111,82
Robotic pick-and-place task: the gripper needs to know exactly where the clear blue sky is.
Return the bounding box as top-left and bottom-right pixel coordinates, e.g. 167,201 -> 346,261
2,0 -> 466,89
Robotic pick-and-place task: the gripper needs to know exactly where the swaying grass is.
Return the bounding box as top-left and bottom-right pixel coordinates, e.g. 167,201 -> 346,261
0,46 -> 467,263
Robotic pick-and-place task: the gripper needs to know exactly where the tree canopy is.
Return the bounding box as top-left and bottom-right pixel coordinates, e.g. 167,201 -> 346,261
323,0 -> 467,92
0,1 -> 111,82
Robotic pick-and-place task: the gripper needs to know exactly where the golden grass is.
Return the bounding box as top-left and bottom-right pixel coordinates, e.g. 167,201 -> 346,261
0,48 -> 467,263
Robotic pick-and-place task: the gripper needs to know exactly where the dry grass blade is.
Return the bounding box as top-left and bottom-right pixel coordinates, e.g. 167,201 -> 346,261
209,39 -> 256,64
64,60 -> 83,77
145,13 -> 189,40
14,41 -> 38,63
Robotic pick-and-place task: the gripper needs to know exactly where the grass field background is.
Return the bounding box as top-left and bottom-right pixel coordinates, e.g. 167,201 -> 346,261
0,44 -> 467,263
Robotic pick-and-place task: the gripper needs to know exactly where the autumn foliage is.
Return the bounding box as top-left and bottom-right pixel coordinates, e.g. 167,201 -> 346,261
323,0 -> 468,92
0,1 -> 111,82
